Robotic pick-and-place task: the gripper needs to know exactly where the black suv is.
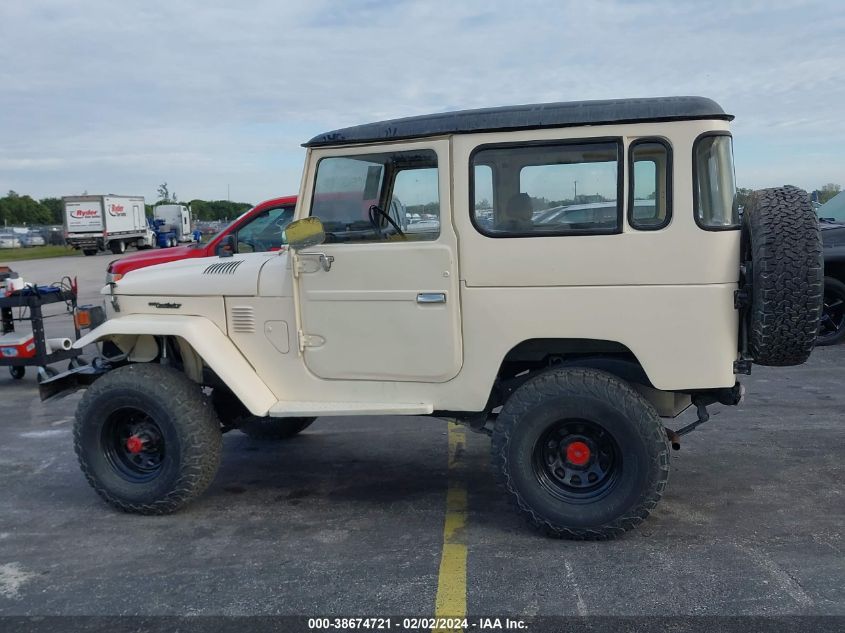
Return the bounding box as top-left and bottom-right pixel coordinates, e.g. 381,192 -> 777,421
819,193 -> 845,345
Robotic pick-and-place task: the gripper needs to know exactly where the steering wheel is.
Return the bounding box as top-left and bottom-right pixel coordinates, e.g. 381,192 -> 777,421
368,205 -> 406,239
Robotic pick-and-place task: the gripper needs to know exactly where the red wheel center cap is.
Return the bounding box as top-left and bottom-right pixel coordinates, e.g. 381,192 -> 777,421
566,441 -> 591,466
126,435 -> 145,454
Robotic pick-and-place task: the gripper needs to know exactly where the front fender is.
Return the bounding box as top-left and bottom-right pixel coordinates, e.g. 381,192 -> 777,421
75,315 -> 277,416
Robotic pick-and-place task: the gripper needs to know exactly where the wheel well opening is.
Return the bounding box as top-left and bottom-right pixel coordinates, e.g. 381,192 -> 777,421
490,338 -> 653,410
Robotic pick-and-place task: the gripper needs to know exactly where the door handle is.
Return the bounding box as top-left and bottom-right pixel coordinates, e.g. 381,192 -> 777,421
300,252 -> 334,272
417,292 -> 446,304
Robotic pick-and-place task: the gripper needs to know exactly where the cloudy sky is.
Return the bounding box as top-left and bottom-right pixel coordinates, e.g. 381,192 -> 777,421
1,0 -> 842,204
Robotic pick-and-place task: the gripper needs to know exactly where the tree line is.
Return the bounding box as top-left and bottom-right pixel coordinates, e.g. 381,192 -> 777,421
0,188 -> 254,227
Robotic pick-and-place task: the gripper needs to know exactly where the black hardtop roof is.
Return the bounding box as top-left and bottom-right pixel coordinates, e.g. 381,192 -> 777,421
304,96 -> 732,148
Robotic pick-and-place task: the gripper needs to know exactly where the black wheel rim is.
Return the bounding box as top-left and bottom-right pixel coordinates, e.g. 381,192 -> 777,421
819,289 -> 845,342
102,408 -> 166,482
532,419 -> 621,503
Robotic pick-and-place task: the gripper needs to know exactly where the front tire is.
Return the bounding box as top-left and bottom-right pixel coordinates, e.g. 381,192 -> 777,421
74,364 -> 222,514
492,368 -> 669,540
109,240 -> 126,255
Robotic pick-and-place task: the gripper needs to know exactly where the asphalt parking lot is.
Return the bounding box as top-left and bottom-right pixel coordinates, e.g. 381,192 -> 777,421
0,253 -> 843,623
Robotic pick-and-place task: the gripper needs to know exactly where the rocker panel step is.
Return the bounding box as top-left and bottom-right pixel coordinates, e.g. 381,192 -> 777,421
267,401 -> 434,417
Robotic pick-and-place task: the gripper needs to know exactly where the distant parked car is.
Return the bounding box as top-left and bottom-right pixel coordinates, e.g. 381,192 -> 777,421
19,232 -> 46,247
0,233 -> 22,249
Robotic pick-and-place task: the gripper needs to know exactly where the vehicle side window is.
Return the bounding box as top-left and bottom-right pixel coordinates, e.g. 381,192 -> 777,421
629,139 -> 671,230
235,206 -> 294,253
693,133 -> 739,229
310,150 -> 439,243
470,140 -> 621,237
390,167 -> 440,241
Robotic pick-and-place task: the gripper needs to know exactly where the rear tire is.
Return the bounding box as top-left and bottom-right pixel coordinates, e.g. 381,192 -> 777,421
74,364 -> 222,514
492,367 -> 669,540
239,417 -> 315,440
741,186 -> 823,365
818,277 -> 845,346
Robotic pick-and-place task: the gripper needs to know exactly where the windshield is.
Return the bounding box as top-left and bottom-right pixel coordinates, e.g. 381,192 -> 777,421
201,208 -> 255,245
818,192 -> 845,223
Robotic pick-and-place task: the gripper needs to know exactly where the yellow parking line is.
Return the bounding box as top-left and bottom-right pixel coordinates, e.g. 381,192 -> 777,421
433,422 -> 468,632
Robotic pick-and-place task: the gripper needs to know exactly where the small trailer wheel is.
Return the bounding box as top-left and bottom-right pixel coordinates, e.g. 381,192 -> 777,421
37,366 -> 58,383
9,366 -> 25,380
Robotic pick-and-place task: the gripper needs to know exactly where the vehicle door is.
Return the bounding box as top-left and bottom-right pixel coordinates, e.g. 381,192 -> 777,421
295,140 -> 461,382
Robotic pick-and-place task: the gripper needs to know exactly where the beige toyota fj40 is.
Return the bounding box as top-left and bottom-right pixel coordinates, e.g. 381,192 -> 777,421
46,97 -> 823,539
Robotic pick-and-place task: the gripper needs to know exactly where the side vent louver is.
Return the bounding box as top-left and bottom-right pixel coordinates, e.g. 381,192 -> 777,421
230,306 -> 256,333
204,260 -> 244,275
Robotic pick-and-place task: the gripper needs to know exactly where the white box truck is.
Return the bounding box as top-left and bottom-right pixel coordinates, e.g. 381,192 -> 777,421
153,204 -> 192,243
63,195 -> 153,256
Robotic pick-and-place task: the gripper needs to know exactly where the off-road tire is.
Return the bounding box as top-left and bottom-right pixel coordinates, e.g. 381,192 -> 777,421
211,388 -> 314,440
109,240 -> 126,255
742,186 -> 823,365
239,416 -> 315,440
74,364 -> 222,514
82,249 -> 97,256
818,276 -> 845,346
491,367 -> 670,540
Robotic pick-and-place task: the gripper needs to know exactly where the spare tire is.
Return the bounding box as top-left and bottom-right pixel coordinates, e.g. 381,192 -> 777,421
741,185 -> 823,366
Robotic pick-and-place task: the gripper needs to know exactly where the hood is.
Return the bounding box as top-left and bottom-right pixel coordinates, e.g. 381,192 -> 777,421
110,252 -> 285,296
110,244 -> 200,275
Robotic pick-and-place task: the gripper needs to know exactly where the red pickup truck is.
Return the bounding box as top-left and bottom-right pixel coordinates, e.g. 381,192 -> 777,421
107,195 -> 296,281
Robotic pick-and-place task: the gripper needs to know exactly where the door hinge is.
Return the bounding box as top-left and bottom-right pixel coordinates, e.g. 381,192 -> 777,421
298,330 -> 325,351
